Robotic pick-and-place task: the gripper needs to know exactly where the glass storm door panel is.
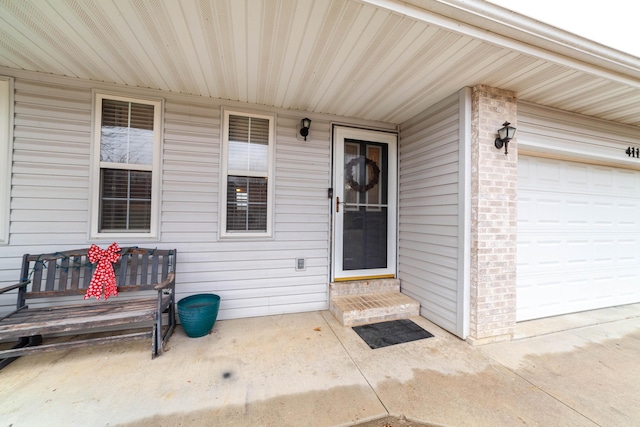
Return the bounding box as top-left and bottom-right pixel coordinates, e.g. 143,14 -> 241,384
333,126 -> 397,281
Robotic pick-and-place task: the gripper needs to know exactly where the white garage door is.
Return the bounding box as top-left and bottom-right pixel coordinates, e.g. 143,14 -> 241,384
517,156 -> 640,321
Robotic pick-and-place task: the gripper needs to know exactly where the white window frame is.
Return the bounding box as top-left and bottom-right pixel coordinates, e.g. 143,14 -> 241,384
220,109 -> 275,239
90,92 -> 163,240
0,76 -> 13,245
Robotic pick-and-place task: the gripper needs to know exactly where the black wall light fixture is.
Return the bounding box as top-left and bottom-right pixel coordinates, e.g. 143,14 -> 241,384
300,118 -> 311,141
494,121 -> 516,155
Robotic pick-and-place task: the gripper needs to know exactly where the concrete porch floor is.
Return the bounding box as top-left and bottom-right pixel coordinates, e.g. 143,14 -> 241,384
1,304 -> 639,426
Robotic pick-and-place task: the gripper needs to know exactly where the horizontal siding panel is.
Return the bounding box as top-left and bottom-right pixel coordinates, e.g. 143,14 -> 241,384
14,101 -> 90,122
10,219 -> 88,233
399,91 -> 462,337
399,192 -> 459,206
1,72 -> 339,320
12,163 -> 88,177
11,198 -> 87,211
400,242 -> 458,259
400,203 -> 458,216
11,186 -> 88,200
400,136 -> 459,163
12,151 -> 89,167
275,204 -> 328,215
161,222 -> 215,234
273,231 -> 328,241
12,174 -> 89,188
164,150 -> 218,168
401,159 -> 458,178
13,137 -> 90,154
163,139 -> 219,154
187,269 -> 328,287
275,186 -> 331,199
206,285 -> 326,301
180,254 -> 326,267
401,276 -> 456,309
217,301 -> 327,321
401,214 -> 457,227
399,226 -> 458,240
275,199 -> 328,211
518,102 -> 640,167
161,202 -> 216,213
400,250 -> 458,274
218,294 -> 327,310
8,233 -> 90,246
402,177 -> 458,193
400,262 -> 458,286
15,114 -> 89,133
162,191 -> 216,204
275,213 -> 328,224
400,233 -> 458,248
178,268 -> 326,285
162,211 -> 215,223
10,210 -> 86,223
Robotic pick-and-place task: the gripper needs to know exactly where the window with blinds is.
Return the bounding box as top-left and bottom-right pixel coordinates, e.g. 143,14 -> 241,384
222,111 -> 274,236
92,94 -> 161,237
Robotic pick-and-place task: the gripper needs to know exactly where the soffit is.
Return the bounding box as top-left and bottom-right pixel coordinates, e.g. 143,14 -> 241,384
0,0 -> 638,126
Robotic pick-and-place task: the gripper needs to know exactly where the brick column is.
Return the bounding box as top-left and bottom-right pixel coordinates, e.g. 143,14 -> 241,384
468,85 -> 518,344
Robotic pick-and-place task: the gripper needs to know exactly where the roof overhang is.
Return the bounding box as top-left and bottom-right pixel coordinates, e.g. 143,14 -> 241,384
0,0 -> 638,126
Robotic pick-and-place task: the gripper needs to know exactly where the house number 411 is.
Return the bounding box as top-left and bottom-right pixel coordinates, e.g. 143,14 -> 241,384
626,147 -> 639,158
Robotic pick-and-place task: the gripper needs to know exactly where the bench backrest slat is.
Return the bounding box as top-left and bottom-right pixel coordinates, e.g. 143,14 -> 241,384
45,257 -> 57,292
162,255 -> 169,282
118,253 -> 130,287
129,253 -> 139,285
140,254 -> 149,285
21,247 -> 176,300
70,255 -> 83,291
31,259 -> 44,293
59,257 -> 69,290
151,255 -> 159,285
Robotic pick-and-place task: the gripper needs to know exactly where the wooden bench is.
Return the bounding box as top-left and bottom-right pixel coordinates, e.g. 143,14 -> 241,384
0,247 -> 177,369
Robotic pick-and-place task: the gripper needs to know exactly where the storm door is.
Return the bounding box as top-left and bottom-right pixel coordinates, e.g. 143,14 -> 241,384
332,126 -> 397,281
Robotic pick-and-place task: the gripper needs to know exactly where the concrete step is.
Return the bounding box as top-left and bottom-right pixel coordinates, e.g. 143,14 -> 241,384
329,279 -> 420,327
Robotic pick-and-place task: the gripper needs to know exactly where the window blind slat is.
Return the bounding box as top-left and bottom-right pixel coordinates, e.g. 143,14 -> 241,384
100,99 -> 154,165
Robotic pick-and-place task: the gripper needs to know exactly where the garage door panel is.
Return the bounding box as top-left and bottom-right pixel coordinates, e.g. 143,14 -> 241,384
517,156 -> 640,321
518,268 -> 638,320
566,163 -> 588,189
519,234 -> 637,270
520,198 -> 640,230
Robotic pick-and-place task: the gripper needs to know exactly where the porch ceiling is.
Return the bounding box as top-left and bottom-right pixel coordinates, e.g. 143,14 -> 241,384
1,0 -> 639,126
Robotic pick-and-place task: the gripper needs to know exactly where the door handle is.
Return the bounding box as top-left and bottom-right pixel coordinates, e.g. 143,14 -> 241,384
336,196 -> 340,213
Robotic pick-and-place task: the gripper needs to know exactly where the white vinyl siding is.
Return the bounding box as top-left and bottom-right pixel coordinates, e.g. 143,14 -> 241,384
0,77 -> 12,244
1,69 -> 386,320
517,103 -> 640,321
398,89 -> 470,338
91,93 -> 162,239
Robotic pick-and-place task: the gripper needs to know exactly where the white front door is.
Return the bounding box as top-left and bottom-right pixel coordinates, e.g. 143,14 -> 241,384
332,126 -> 397,281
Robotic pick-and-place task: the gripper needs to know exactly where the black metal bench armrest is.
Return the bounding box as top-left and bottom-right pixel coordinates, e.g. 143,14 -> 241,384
0,280 -> 30,294
154,272 -> 175,291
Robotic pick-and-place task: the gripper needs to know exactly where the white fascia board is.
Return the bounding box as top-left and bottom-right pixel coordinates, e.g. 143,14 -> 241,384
359,0 -> 640,88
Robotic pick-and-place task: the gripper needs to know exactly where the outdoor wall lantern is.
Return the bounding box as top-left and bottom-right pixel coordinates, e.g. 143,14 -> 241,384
494,121 -> 516,155
300,118 -> 311,141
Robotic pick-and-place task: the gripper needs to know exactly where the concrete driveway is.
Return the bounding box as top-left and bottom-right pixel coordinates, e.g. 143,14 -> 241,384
1,304 -> 639,426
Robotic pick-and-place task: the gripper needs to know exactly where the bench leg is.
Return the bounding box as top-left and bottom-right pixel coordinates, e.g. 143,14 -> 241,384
152,302 -> 176,359
0,335 -> 43,370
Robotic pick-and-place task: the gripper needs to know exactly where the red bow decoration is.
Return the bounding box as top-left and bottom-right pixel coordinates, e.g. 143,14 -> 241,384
84,243 -> 121,300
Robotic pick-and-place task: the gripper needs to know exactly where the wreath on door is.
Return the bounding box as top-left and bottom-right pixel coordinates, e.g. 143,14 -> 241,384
345,156 -> 381,193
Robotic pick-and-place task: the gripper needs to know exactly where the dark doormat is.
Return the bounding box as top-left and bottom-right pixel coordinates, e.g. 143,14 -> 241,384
352,319 -> 433,349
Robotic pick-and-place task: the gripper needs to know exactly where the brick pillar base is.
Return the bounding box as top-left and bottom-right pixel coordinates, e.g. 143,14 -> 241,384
467,85 -> 518,345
